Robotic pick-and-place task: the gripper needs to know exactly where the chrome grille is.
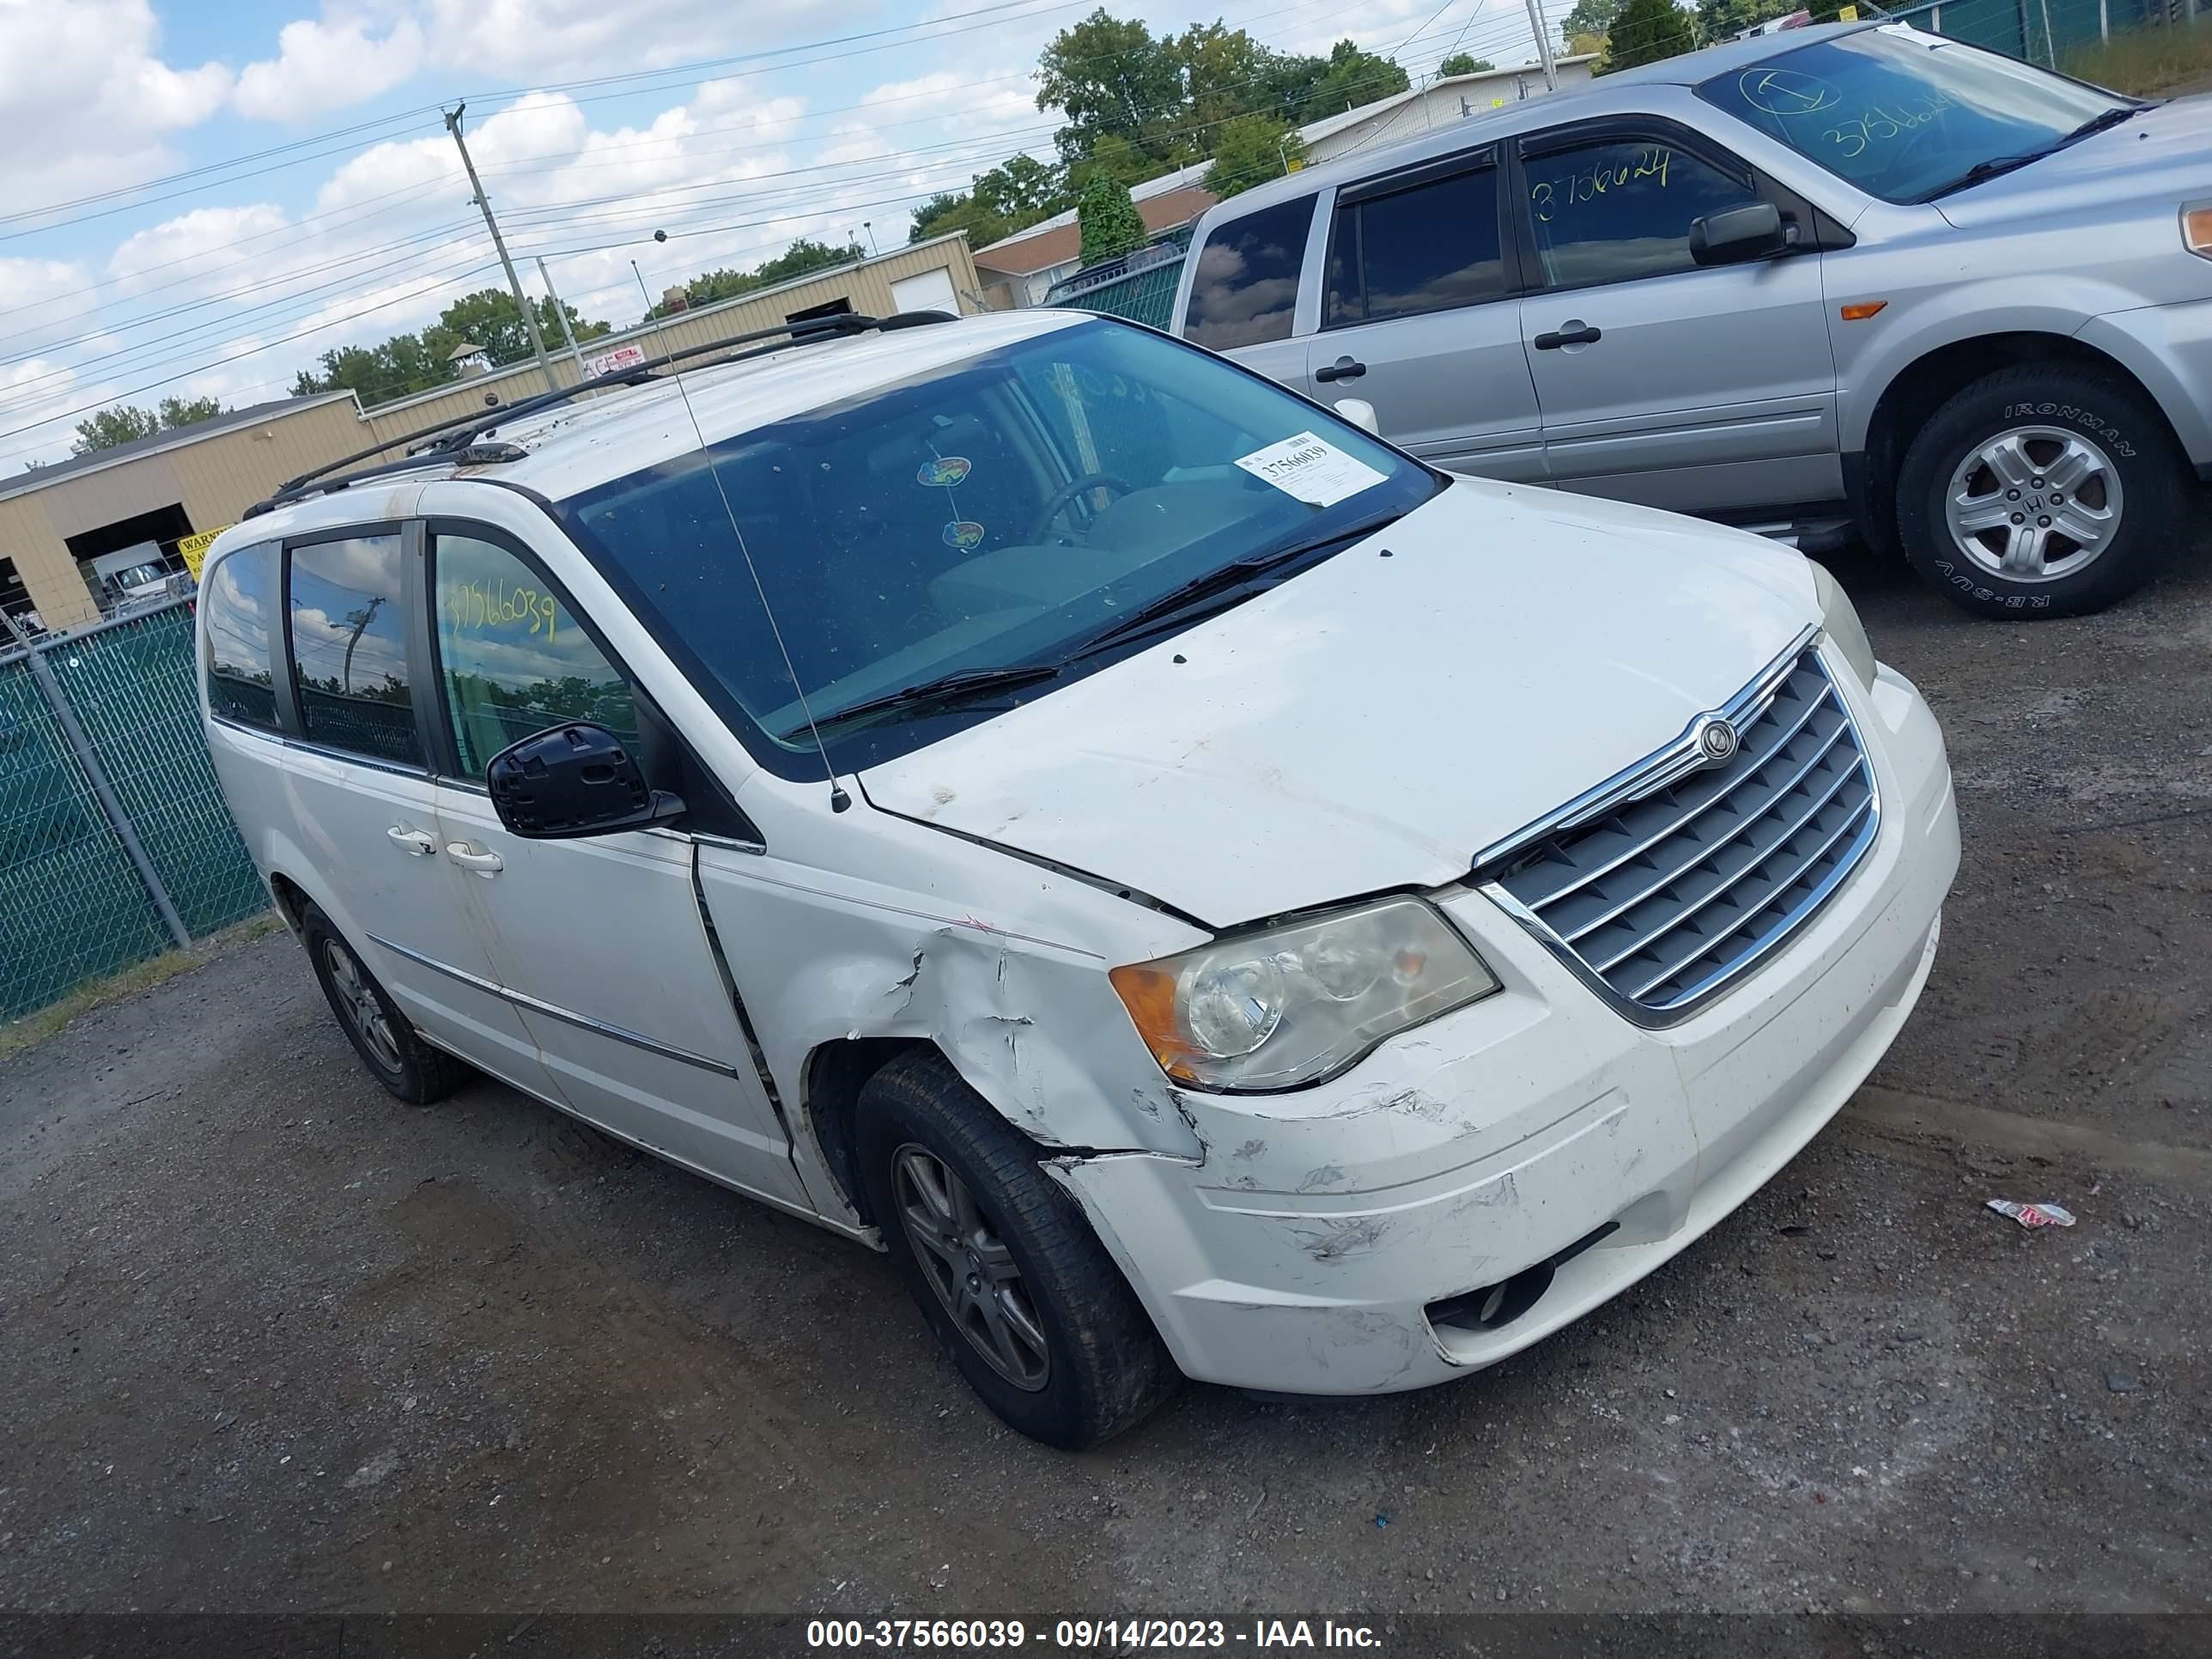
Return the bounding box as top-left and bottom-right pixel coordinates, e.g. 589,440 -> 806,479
1479,637 -> 1876,1021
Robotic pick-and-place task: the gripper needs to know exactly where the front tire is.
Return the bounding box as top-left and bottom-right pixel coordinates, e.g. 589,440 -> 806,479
1896,365 -> 2184,619
301,904 -> 461,1105
857,1049 -> 1177,1449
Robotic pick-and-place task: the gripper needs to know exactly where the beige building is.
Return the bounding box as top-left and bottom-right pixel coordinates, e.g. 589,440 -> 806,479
1,234 -> 981,632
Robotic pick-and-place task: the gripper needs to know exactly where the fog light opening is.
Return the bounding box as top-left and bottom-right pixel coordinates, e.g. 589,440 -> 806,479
1425,1218 -> 1621,1338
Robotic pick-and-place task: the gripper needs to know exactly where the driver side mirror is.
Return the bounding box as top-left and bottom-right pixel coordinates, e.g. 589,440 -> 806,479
1689,201 -> 1790,266
486,722 -> 685,840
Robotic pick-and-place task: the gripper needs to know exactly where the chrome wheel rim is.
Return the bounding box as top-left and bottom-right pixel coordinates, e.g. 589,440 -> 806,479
1944,424 -> 2123,583
324,938 -> 402,1073
892,1144 -> 1050,1391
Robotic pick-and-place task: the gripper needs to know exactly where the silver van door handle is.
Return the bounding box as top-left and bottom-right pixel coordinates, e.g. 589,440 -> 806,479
1533,321 -> 1602,351
446,842 -> 503,876
386,826 -> 436,856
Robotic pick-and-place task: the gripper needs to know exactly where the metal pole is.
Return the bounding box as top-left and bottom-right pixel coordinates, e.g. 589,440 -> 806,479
1523,0 -> 1559,90
535,256 -> 591,381
445,103 -> 559,396
2099,0 -> 2109,40
0,608 -> 190,951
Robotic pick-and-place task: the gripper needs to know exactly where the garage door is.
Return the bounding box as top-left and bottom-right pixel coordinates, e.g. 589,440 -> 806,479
890,268 -> 959,316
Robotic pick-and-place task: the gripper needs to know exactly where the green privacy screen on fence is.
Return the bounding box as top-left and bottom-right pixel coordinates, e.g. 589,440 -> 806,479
1,601 -> 268,1022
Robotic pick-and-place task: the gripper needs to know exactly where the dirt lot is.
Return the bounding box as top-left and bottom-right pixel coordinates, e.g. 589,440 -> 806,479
3,537 -> 2210,1636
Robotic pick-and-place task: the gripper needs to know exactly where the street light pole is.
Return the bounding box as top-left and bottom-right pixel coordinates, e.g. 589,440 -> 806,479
445,102 -> 559,395
1523,0 -> 1559,91
535,256 -> 591,381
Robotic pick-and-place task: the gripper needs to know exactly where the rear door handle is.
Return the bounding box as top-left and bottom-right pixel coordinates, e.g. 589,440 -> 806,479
1533,323 -> 1602,351
1313,356 -> 1366,384
446,842 -> 503,876
386,826 -> 436,856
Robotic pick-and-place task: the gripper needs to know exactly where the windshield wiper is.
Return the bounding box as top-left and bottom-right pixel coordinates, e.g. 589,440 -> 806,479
1068,517 -> 1402,659
798,663 -> 1063,738
1918,105 -> 2142,202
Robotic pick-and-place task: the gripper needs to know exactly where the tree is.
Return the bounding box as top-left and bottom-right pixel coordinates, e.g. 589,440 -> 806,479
295,288 -> 613,403
1206,114 -> 1302,199
1804,0 -> 1847,19
1036,9 -> 1188,169
70,396 -> 229,455
911,156 -> 1072,248
1697,0 -> 1798,39
1437,53 -> 1495,76
1601,0 -> 1695,71
1562,0 -> 1627,40
1301,40 -> 1411,119
1077,171 -> 1147,264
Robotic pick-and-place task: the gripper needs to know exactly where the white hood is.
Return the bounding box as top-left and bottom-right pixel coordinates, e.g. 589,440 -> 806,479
860,478 -> 1820,927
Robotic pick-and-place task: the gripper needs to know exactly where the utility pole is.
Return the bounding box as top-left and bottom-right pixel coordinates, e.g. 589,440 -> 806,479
1522,0 -> 1559,91
535,256 -> 591,381
445,102 -> 558,395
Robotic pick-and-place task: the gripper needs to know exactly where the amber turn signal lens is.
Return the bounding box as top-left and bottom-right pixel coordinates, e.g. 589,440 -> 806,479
1108,962 -> 1200,1081
2183,204 -> 2212,257
1839,301 -> 1887,321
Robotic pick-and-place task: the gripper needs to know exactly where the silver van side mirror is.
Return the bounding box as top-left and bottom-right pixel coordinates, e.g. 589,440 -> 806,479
1333,398 -> 1380,436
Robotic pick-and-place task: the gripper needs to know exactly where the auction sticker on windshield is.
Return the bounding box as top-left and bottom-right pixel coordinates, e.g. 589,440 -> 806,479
1235,432 -> 1388,507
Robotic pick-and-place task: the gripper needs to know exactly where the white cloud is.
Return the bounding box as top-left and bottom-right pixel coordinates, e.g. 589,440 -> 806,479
417,0 -> 870,83
234,13 -> 428,123
0,0 -> 229,217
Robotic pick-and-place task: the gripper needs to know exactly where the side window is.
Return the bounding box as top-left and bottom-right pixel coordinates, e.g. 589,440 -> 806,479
1182,197 -> 1315,351
1326,163 -> 1509,328
1522,137 -> 1763,289
433,532 -> 638,780
203,543 -> 279,730
287,534 -> 422,767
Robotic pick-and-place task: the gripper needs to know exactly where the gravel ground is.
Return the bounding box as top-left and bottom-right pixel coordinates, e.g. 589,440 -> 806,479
3,536 -> 2209,1632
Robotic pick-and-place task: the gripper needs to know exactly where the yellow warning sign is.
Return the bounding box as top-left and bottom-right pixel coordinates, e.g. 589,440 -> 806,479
177,525 -> 230,579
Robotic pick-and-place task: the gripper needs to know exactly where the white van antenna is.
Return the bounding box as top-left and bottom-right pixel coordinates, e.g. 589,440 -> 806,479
628,258 -> 849,812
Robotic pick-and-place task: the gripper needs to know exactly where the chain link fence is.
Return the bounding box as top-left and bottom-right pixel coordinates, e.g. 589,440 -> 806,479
1,599 -> 268,1022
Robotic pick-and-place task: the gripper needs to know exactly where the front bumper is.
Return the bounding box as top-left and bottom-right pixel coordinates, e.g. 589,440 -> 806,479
1050,659 -> 1960,1395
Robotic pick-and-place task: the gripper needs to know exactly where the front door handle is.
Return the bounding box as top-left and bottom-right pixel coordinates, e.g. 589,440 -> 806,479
1313,356 -> 1366,384
446,842 -> 503,877
1533,322 -> 1603,351
386,826 -> 436,856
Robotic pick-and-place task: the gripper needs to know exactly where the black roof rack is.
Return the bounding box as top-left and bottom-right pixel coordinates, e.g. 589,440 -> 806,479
244,308 -> 959,519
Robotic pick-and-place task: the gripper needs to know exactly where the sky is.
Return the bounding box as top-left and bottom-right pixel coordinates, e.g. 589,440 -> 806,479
0,0 -> 1568,471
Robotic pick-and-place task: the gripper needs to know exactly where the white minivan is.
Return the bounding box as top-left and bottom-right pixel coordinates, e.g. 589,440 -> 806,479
198,308 -> 1959,1447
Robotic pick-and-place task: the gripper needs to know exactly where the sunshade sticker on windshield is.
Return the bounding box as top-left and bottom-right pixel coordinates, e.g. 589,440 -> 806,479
942,520 -> 985,550
1234,431 -> 1389,508
917,456 -> 972,488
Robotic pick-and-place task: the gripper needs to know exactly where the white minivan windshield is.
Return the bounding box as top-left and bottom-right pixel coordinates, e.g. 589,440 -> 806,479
561,319 -> 1438,773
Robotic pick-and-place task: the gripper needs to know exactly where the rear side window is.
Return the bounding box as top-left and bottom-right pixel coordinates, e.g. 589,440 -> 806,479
287,533 -> 422,768
1183,197 -> 1315,351
1326,161 -> 1509,328
432,532 -> 638,780
202,543 -> 278,730
1522,137 -> 1763,289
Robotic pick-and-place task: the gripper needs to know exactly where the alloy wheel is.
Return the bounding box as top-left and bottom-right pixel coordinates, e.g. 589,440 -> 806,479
324,938 -> 402,1073
892,1143 -> 1051,1391
1944,424 -> 2124,583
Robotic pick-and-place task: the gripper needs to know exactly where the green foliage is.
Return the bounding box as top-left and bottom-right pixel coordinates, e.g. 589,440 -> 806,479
657,238 -> 857,315
909,155 -> 1074,249
1601,0 -> 1696,70
293,288 -> 611,404
1563,0 -> 1627,40
70,396 -> 228,455
1698,0 -> 1800,35
1206,114 -> 1302,199
1804,0 -> 1847,20
1077,172 -> 1148,264
1303,39 -> 1411,117
1437,53 -> 1496,76
1036,9 -> 1191,169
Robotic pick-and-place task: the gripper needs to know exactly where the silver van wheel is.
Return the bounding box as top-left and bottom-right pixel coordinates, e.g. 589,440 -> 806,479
323,936 -> 403,1073
892,1143 -> 1051,1391
1944,424 -> 2123,583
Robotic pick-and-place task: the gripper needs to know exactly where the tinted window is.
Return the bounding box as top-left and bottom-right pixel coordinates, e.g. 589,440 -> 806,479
1697,28 -> 2123,204
1327,164 -> 1508,328
434,532 -> 637,779
1183,197 -> 1315,351
561,319 -> 1436,774
203,544 -> 278,730
1525,138 -> 1762,288
288,535 -> 422,767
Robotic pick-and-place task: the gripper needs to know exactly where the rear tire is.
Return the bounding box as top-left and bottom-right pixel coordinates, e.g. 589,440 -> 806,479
857,1049 -> 1177,1449
301,904 -> 461,1105
1896,365 -> 2183,619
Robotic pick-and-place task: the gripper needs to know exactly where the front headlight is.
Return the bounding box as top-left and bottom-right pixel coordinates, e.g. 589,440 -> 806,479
1811,561 -> 1878,686
1109,897 -> 1501,1091
2182,201 -> 2212,259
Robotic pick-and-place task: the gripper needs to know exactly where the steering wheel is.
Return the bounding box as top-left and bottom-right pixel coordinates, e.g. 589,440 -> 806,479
1027,471 -> 1136,543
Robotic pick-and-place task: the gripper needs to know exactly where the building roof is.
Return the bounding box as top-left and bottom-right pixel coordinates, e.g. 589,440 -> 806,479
1296,56 -> 1601,148
970,162 -> 1218,276
447,342 -> 489,361
0,392 -> 358,509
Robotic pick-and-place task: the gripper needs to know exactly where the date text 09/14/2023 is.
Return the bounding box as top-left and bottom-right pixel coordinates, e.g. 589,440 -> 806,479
805,1619 -> 1383,1650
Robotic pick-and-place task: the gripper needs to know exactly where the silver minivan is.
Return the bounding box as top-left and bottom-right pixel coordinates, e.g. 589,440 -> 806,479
1173,22 -> 2212,619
